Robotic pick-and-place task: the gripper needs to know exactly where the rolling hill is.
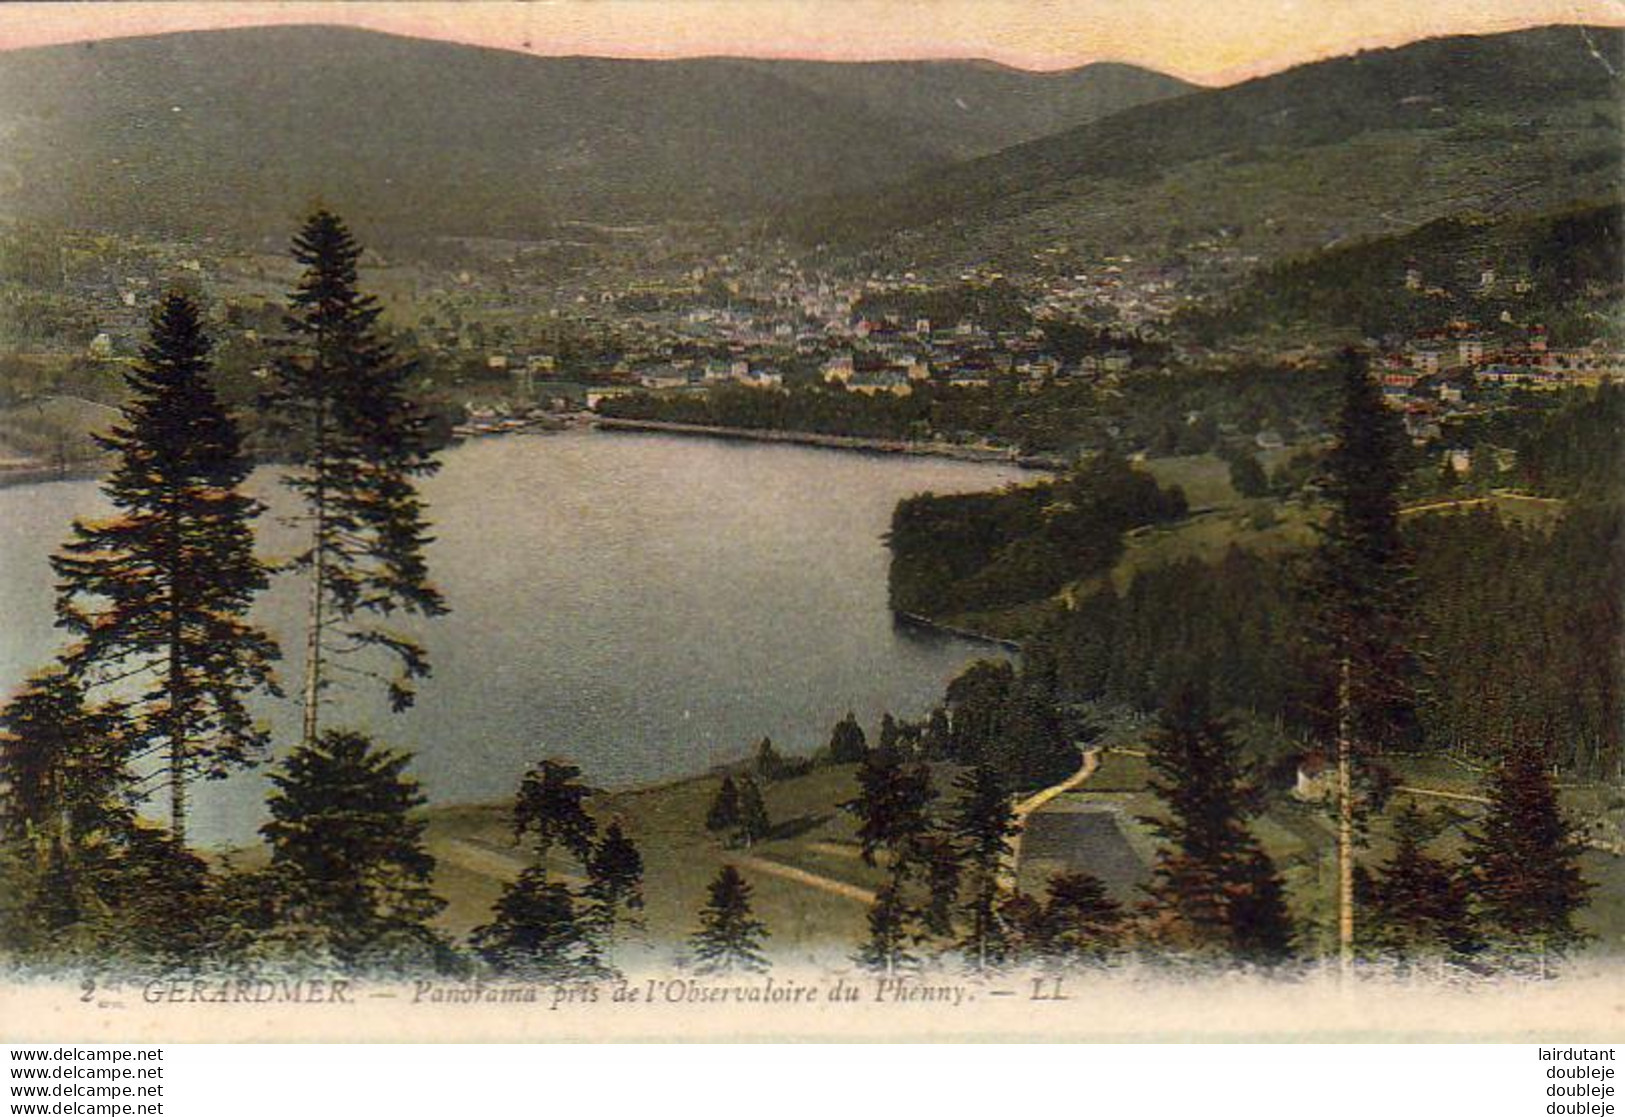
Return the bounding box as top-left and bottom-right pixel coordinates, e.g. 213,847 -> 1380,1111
0,25 -> 1190,241
788,25 -> 1624,273
1181,200 -> 1624,347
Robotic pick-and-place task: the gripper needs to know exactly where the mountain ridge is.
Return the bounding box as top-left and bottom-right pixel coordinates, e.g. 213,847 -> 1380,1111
786,24 -> 1624,270
0,24 -> 1192,240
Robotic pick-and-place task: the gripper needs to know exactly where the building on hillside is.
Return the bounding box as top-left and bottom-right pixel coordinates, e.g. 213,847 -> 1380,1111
1293,753 -> 1334,803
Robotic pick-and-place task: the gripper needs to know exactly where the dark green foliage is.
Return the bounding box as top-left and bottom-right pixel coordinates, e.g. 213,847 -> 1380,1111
889,453 -> 1187,619
827,711 -> 868,765
603,365 -> 1331,463
1043,547 -> 1301,718
939,658 -> 1077,790
943,660 -> 1014,763
1188,203 -> 1623,348
1139,692 -> 1294,964
1003,871 -> 1125,967
583,821 -> 645,935
857,882 -> 918,974
260,730 -> 448,971
1039,492 -> 1621,783
1410,503 -> 1622,778
1358,804 -> 1478,965
988,665 -> 1078,791
1227,452 -> 1269,499
705,776 -> 741,836
475,759 -> 637,977
1466,740 -> 1592,964
269,210 -> 445,740
754,736 -> 784,781
52,291 -> 277,842
1303,350 -> 1422,754
0,673 -> 133,959
949,761 -> 1017,971
1513,382 -> 1625,499
1036,871 -> 1125,964
689,865 -> 770,975
734,775 -> 772,848
472,869 -> 600,979
842,742 -> 936,868
513,759 -> 596,862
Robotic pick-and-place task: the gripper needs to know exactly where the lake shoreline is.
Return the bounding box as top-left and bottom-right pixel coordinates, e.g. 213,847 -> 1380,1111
587,415 -> 1066,471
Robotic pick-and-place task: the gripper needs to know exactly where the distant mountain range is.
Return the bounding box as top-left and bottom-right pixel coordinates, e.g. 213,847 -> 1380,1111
789,25 -> 1624,271
0,25 -> 1190,240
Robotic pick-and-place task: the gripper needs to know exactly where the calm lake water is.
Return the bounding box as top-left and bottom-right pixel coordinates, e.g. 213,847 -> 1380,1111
0,430 -> 1022,846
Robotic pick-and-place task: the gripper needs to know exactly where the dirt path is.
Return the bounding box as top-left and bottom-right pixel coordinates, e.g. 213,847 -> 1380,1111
1394,785 -> 1489,805
731,853 -> 878,905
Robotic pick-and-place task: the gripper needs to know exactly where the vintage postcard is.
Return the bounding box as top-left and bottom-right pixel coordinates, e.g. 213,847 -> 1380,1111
0,0 -> 1621,1044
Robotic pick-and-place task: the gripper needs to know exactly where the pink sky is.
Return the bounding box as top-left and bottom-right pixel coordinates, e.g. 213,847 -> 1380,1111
0,1 -> 1621,81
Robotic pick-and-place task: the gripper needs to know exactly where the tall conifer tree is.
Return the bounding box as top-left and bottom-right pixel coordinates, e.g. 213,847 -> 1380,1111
270,210 -> 445,746
1467,739 -> 1592,971
689,864 -> 769,975
949,760 -> 1017,972
473,759 -> 607,977
1139,691 -> 1294,965
1358,803 -> 1477,968
1304,349 -> 1421,979
261,729 -> 447,970
0,673 -> 132,955
54,292 -> 277,843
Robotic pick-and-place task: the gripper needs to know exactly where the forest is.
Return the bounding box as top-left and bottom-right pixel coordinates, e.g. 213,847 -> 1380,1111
599,362 -> 1338,458
888,453 -> 1188,618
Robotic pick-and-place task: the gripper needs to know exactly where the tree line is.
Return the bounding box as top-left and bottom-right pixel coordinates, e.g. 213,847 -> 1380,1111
888,453 -> 1189,620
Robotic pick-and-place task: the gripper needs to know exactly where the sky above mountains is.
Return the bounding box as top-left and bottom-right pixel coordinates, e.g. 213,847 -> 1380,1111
1,0 -> 1622,81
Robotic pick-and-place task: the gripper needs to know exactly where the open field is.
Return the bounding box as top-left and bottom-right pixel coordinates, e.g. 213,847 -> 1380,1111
419,764 -> 889,955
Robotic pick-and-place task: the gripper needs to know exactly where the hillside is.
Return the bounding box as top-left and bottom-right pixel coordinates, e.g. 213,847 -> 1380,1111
789,25 -> 1624,273
1183,200 -> 1625,346
0,25 -> 1190,241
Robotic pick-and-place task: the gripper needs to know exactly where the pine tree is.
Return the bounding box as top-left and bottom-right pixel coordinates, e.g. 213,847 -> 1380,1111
754,736 -> 784,781
1359,803 -> 1477,968
689,864 -> 769,975
857,882 -> 917,974
1032,870 -> 1125,966
1467,739 -> 1592,971
923,707 -> 952,759
1139,691 -> 1293,965
260,730 -> 447,970
512,758 -> 597,864
269,211 -> 446,747
994,667 -> 1077,790
474,758 -> 606,976
878,712 -> 902,753
53,292 -> 277,843
828,711 -> 869,764
917,831 -> 963,939
949,760 -> 1017,972
0,673 -> 133,957
734,774 -> 772,847
1303,349 -> 1421,978
705,775 -> 741,838
583,820 -> 645,936
842,740 -> 935,867
472,868 -> 599,979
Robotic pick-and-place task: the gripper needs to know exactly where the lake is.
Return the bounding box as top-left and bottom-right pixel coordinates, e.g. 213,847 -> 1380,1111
0,429 -> 1024,846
